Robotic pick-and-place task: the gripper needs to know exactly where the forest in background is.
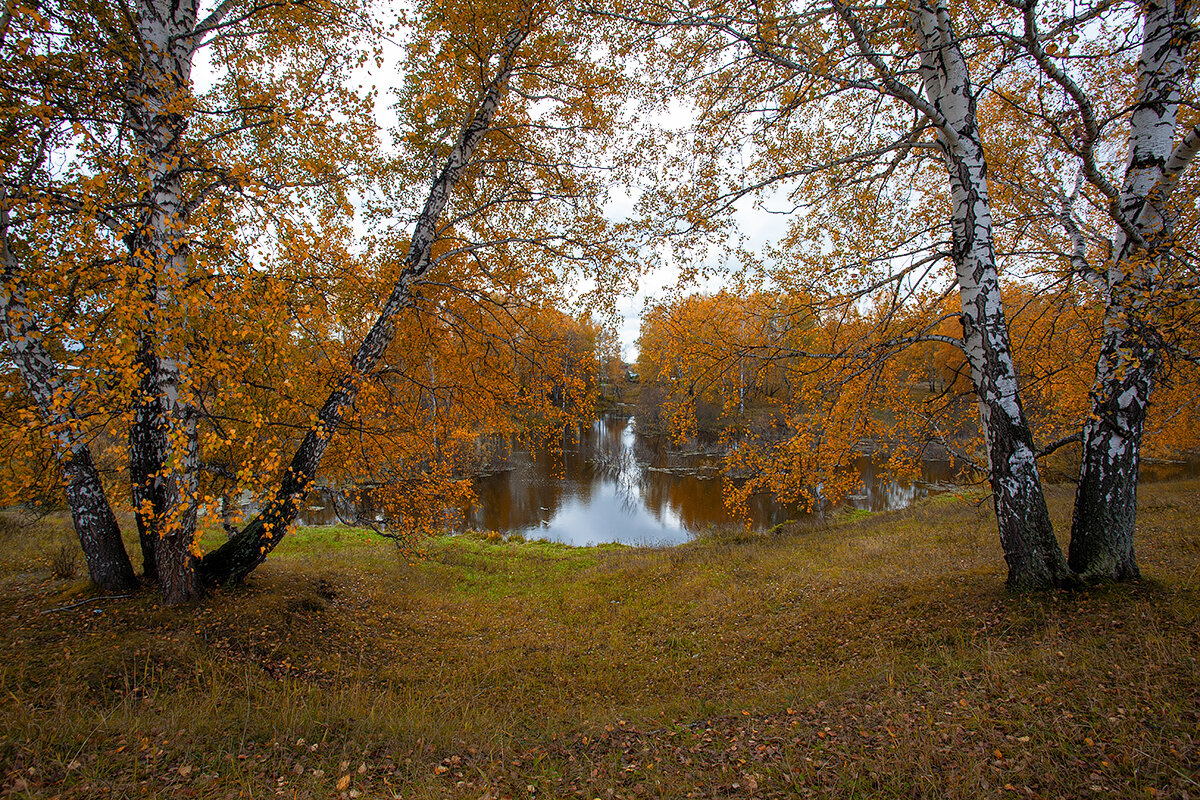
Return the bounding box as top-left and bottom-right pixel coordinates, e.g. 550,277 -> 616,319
633,286 -> 1200,512
2,0 -> 1200,602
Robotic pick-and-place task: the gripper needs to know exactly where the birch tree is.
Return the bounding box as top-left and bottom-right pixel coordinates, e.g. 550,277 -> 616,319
197,24 -> 536,587
2,0 -> 376,601
2,0 -> 153,591
3,0 -> 632,601
619,0 -> 1073,588
199,0 -> 633,589
1002,0 -> 1200,580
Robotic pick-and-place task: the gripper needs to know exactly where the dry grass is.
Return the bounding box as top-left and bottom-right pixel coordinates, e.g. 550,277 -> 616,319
1,480 -> 1198,798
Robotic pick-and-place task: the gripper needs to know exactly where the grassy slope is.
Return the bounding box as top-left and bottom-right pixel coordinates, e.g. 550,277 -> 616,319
1,481 -> 1198,799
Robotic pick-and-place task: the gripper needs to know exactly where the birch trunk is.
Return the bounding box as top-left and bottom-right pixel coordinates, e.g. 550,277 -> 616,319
124,0 -> 204,603
60,446 -> 139,590
911,0 -> 1071,589
1069,0 -> 1190,581
0,245 -> 139,592
1069,330 -> 1155,580
199,27 -> 528,586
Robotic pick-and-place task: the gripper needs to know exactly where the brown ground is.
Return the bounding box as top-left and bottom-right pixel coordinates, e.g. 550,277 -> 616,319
1,480 -> 1198,798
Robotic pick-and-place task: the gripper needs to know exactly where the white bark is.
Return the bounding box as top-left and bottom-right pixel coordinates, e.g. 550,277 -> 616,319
123,0 -> 207,602
910,0 -> 1070,589
0,240 -> 138,590
124,0 -> 259,600
1069,0 -> 1193,580
1109,0 -> 1183,271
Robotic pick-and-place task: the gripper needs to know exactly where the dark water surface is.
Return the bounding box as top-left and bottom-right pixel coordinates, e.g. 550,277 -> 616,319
464,415 -> 959,546
295,414 -> 1197,546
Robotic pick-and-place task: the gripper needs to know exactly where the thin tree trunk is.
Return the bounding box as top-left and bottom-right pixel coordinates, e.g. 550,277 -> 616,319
62,446 -> 142,590
130,336 -> 162,582
199,26 -> 529,586
910,0 -> 1070,589
1069,0 -> 1190,581
0,242 -> 139,592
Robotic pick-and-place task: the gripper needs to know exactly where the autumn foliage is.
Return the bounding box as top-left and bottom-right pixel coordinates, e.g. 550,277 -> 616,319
2,0 -> 632,601
3,0 -> 1199,599
636,282 -> 1199,522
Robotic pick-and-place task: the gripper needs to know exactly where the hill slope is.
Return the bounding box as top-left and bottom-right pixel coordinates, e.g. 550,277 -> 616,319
2,481 -> 1198,798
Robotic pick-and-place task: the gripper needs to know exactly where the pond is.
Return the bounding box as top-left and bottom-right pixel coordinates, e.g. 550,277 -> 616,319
463,414 -> 960,546
294,415 -> 1197,546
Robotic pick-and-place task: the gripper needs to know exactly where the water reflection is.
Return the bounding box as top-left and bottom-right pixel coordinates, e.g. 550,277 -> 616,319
846,456 -> 959,512
285,429 -> 1198,540
1140,458 -> 1200,482
468,417 -> 711,546
466,415 -> 954,546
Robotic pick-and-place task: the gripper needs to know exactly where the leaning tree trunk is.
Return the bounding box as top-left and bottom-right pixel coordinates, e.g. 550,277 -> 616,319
0,245 -> 139,592
910,0 -> 1071,589
1069,0 -> 1190,581
62,446 -> 142,591
199,27 -> 529,587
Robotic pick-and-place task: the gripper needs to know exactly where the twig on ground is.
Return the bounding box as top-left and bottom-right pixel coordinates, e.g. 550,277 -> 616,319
41,594 -> 134,614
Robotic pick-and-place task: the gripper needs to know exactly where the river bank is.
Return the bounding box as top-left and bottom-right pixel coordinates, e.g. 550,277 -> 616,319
2,479 -> 1199,798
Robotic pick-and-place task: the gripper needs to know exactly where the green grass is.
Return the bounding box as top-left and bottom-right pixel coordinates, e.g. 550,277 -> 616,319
1,481 -> 1199,798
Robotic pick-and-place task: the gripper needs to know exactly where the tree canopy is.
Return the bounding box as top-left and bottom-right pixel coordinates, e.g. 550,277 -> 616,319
2,0 -> 1198,600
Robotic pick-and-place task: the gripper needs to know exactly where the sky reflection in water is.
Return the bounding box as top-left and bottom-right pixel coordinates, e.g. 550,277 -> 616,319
466,415 -> 958,547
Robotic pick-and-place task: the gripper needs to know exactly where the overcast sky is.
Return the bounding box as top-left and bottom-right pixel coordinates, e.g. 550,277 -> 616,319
194,15 -> 790,363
